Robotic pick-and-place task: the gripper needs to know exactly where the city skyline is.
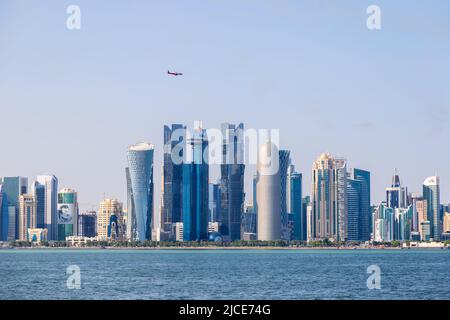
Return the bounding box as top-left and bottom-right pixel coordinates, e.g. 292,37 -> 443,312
1,0 -> 450,212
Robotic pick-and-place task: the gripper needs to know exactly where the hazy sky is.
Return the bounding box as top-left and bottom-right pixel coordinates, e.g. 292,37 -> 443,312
1,0 -> 449,214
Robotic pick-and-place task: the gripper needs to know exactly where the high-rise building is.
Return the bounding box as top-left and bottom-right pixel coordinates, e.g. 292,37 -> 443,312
311,153 -> 347,241
256,141 -> 281,241
411,194 -> 424,232
1,177 -> 28,239
423,176 -> 441,241
278,150 -> 291,240
219,123 -> 245,241
97,198 -> 123,240
31,175 -> 58,240
0,189 -> 8,241
420,221 -> 431,241
347,177 -> 361,241
208,181 -> 220,223
78,211 -> 97,237
242,203 -> 257,236
386,171 -> 408,209
182,125 -> 209,241
394,206 -> 413,241
18,194 -> 36,241
126,142 -> 155,241
346,169 -> 371,241
373,203 -> 395,242
161,124 -> 186,237
286,165 -> 304,241
443,213 -> 450,233
57,188 -> 78,241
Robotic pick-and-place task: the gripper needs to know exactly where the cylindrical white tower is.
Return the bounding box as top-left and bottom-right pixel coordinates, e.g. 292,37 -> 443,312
256,141 -> 281,240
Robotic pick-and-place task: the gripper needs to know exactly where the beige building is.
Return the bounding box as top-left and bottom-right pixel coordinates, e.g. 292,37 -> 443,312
443,213 -> 450,233
311,153 -> 347,242
416,199 -> 428,228
19,194 -> 37,241
97,198 -> 123,239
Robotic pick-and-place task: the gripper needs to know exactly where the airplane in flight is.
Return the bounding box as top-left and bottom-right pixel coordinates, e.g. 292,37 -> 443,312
167,70 -> 183,76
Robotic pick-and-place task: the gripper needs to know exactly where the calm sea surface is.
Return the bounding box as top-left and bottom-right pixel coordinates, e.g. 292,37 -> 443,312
0,249 -> 449,300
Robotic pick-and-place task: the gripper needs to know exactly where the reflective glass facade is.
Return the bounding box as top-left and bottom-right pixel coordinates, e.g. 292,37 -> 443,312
127,143 -> 154,241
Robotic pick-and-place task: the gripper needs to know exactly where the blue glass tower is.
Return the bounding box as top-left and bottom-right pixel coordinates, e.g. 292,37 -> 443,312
182,126 -> 209,241
278,150 -> 291,240
347,178 -> 361,241
127,143 -> 155,241
287,165 -> 304,240
219,123 -> 245,241
162,124 -> 186,235
0,191 -> 8,241
1,177 -> 28,240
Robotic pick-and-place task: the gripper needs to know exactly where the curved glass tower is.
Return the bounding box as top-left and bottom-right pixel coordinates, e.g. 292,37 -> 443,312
127,142 -> 154,241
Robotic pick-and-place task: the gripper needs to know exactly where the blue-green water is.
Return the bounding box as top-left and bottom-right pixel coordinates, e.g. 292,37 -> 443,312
0,249 -> 449,300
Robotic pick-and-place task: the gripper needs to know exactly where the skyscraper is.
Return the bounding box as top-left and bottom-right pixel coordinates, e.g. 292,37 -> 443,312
32,175 -> 58,240
78,211 -> 97,237
423,176 -> 441,240
347,168 -> 371,241
386,171 -> 408,209
219,123 -> 245,241
126,142 -> 155,241
311,153 -> 347,241
1,177 -> 28,239
286,165 -> 304,241
57,188 -> 78,240
373,202 -> 395,242
346,177 -> 361,241
97,198 -> 123,240
256,141 -> 281,241
18,194 -> 36,241
0,186 -> 8,241
182,125 -> 209,241
278,150 -> 291,240
161,124 -> 186,237
208,181 -> 220,223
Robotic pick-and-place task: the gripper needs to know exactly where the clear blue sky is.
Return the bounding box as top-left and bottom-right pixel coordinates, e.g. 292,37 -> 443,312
1,0 -> 449,213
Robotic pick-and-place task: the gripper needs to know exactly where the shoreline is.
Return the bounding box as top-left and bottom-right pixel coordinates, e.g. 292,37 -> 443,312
0,246 -> 427,251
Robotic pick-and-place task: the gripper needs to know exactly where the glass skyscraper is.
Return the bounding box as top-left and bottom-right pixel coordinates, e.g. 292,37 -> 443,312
286,165 -> 304,241
347,169 -> 371,241
126,142 -> 155,241
182,125 -> 209,241
162,124 -> 186,237
423,176 -> 441,240
1,176 -> 28,239
219,123 -> 245,241
346,177 -> 361,241
278,150 -> 291,240
32,175 -> 58,240
0,190 -> 8,241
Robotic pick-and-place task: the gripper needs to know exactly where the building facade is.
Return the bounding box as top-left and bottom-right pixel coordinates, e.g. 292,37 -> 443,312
256,141 -> 281,241
18,194 -> 36,241
32,175 -> 58,240
311,153 -> 347,241
161,124 -> 185,238
219,123 -> 245,241
57,188 -> 78,241
182,125 -> 209,241
78,211 -> 97,237
286,165 -> 304,241
423,176 -> 441,241
126,142 -> 155,241
97,199 -> 123,240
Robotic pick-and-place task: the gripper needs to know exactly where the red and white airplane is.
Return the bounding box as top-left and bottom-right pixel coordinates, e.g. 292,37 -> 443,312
167,70 -> 183,76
